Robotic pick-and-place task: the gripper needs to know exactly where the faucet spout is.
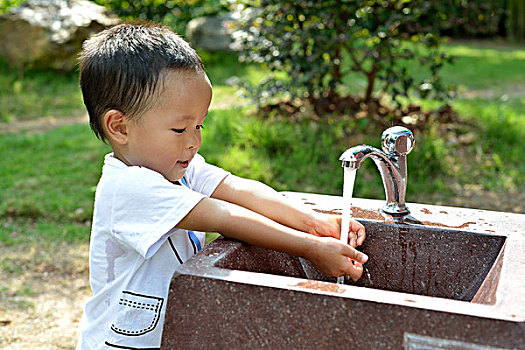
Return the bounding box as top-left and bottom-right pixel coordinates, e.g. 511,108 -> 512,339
339,127 -> 415,216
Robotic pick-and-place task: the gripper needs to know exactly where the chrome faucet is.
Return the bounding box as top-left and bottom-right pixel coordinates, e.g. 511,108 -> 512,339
340,126 -> 415,216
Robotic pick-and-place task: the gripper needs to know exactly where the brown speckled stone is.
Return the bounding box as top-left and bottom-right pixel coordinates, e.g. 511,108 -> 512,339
162,194 -> 525,349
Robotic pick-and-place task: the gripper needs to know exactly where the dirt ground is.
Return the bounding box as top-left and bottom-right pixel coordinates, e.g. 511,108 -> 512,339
0,242 -> 90,349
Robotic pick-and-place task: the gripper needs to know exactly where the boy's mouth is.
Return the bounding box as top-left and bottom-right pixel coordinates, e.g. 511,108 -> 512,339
177,160 -> 190,169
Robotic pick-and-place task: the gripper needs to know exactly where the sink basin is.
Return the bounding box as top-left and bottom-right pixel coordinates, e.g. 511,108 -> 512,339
215,221 -> 506,302
161,193 -> 524,349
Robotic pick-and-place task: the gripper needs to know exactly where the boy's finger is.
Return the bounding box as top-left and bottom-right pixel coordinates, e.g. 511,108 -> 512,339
343,245 -> 368,263
349,231 -> 357,248
345,260 -> 363,282
351,220 -> 366,246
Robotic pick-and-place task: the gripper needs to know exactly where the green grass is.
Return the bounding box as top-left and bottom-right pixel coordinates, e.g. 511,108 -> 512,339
0,41 -> 524,246
0,124 -> 111,244
443,41 -> 525,91
0,59 -> 84,123
452,98 -> 525,191
199,50 -> 268,86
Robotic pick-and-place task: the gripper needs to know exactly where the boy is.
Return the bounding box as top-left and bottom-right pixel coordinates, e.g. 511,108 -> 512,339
76,22 -> 367,349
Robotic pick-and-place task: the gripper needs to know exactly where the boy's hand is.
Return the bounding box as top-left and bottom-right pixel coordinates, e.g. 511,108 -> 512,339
305,236 -> 368,281
305,213 -> 367,281
308,213 -> 366,248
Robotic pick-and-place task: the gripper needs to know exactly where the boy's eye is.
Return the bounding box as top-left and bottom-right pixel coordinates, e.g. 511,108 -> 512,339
171,128 -> 185,134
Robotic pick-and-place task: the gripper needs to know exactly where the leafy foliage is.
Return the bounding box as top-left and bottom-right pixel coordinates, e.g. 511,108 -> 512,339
234,0 -> 455,115
0,0 -> 26,15
93,0 -> 174,22
424,0 -> 505,38
93,0 -> 229,34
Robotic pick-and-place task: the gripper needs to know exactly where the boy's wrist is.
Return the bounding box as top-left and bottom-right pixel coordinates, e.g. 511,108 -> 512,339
302,211 -> 319,235
299,233 -> 321,261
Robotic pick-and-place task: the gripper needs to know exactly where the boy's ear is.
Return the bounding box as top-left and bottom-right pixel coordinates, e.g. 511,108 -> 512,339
104,109 -> 129,144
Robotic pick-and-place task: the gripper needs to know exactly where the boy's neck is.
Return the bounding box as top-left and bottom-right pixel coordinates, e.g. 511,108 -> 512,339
111,148 -> 131,166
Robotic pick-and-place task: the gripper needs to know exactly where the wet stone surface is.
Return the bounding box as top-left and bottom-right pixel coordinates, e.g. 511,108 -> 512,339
322,221 -> 503,301
213,220 -> 506,301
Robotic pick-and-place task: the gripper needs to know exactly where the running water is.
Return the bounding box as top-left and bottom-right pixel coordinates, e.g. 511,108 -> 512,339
337,167 -> 357,284
363,264 -> 373,286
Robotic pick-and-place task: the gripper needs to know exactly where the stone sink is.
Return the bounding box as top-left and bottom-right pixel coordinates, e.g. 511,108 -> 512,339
162,193 -> 525,349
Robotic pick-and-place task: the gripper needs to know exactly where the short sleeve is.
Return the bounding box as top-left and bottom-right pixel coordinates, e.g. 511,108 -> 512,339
184,153 -> 230,196
110,166 -> 205,259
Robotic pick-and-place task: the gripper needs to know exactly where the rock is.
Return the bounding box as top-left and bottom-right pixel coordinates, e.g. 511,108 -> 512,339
0,0 -> 120,72
185,15 -> 235,52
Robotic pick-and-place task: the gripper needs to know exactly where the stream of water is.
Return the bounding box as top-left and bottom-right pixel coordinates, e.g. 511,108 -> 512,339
337,167 -> 357,284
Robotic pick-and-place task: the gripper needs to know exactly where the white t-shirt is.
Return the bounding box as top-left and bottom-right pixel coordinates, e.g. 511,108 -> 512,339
76,153 -> 229,350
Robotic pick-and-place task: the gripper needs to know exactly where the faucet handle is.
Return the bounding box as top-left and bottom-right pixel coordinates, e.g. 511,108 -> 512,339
381,126 -> 414,156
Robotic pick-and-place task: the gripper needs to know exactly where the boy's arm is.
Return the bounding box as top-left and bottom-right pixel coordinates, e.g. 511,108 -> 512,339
176,196 -> 368,280
211,175 -> 365,246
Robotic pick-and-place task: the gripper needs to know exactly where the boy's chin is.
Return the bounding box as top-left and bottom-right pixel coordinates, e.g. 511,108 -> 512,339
166,170 -> 186,183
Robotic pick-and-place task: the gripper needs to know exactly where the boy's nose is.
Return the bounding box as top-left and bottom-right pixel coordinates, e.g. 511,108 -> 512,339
187,132 -> 201,150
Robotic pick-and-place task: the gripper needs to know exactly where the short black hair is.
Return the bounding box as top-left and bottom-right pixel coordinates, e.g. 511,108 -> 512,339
79,22 -> 205,142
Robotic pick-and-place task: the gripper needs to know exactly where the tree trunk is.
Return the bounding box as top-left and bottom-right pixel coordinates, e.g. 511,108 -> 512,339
332,48 -> 342,81
507,0 -> 525,42
364,65 -> 377,102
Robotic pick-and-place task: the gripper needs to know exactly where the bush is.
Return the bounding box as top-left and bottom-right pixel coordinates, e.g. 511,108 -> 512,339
0,0 -> 26,15
93,0 -> 229,34
425,0 -> 505,38
234,0 -> 454,118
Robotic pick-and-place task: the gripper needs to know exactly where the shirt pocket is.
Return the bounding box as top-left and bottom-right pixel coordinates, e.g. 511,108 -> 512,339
111,291 -> 164,336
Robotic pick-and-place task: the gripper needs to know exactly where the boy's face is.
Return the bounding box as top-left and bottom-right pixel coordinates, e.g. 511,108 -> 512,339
119,70 -> 212,182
